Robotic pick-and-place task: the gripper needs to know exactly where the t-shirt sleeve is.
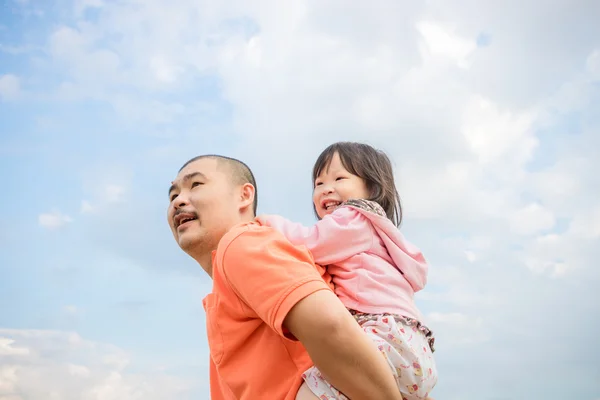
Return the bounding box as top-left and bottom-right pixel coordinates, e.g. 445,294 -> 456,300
219,226 -> 333,337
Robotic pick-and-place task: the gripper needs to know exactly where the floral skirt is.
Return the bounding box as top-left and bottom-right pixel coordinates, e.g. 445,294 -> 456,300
301,311 -> 438,400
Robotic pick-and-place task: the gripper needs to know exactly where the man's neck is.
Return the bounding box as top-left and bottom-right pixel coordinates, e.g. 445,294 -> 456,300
197,252 -> 214,278
193,215 -> 255,278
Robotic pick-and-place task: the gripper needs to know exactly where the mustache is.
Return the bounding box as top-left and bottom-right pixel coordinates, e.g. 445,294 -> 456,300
173,209 -> 199,221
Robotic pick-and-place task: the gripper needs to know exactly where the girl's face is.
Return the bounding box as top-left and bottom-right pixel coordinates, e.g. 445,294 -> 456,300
313,152 -> 370,219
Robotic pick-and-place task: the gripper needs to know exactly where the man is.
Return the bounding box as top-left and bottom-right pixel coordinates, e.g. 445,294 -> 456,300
167,154 -> 405,399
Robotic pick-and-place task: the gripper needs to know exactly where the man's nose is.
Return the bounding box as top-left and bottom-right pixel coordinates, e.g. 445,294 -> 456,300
174,191 -> 190,208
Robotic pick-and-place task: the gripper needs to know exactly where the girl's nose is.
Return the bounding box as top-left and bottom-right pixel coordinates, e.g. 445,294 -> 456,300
322,185 -> 334,195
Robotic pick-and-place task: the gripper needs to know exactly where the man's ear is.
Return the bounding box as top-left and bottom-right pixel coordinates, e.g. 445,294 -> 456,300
239,183 -> 255,212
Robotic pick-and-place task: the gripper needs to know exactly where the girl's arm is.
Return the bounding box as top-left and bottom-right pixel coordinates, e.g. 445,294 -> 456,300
257,207 -> 373,265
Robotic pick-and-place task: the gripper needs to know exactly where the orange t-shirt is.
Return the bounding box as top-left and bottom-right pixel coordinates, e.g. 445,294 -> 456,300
203,221 -> 334,399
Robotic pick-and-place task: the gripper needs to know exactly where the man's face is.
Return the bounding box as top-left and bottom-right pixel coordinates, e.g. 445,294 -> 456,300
167,158 -> 240,257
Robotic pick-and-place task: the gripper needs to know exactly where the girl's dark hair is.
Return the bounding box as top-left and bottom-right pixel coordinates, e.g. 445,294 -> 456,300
312,142 -> 403,226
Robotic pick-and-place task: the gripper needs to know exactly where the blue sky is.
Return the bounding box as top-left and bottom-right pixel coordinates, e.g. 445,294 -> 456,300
1,0 -> 599,399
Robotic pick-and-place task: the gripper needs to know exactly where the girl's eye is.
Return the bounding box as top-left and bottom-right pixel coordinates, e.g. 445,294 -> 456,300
336,176 -> 346,181
315,182 -> 323,186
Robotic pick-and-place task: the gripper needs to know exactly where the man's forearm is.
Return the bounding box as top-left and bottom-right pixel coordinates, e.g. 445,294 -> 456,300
307,313 -> 402,400
284,290 -> 401,399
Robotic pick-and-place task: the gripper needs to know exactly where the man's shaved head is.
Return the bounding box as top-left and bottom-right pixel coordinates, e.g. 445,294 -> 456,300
179,155 -> 258,215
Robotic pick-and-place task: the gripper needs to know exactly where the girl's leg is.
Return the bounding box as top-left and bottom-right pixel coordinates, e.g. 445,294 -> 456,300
296,365 -> 436,400
295,382 -> 320,400
298,366 -> 349,400
361,317 -> 437,400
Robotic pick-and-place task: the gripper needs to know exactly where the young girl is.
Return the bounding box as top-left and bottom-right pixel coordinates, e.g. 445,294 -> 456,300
258,142 -> 437,400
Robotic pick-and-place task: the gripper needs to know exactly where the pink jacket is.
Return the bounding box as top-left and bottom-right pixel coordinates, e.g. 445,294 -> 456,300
260,201 -> 428,321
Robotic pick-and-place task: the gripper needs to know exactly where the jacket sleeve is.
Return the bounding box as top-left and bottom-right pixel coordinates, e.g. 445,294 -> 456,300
260,208 -> 374,265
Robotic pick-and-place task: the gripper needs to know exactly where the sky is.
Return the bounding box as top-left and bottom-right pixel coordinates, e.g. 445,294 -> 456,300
1,0 -> 599,399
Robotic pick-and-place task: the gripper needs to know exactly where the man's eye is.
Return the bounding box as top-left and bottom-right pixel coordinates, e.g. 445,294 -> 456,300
170,194 -> 178,202
191,182 -> 203,188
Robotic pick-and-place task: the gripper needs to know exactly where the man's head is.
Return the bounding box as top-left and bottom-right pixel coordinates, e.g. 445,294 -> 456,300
167,155 -> 257,272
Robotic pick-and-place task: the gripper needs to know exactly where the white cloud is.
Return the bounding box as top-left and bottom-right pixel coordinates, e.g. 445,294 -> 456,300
416,21 -> 477,68
104,184 -> 126,203
80,200 -> 94,214
509,203 -> 556,235
524,233 -> 572,276
63,305 -> 82,316
464,250 -> 477,263
38,211 -> 73,230
5,0 -> 600,398
0,338 -> 29,356
0,366 -> 19,395
0,329 -> 195,400
528,160 -> 583,214
427,312 -> 489,345
149,55 -> 183,83
461,95 -> 538,166
74,0 -> 103,16
568,206 -> 600,240
79,165 -> 133,208
68,363 -> 91,378
0,74 -> 20,101
586,48 -> 600,80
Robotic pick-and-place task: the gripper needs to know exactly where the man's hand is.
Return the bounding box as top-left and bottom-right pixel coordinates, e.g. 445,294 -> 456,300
284,290 -> 402,400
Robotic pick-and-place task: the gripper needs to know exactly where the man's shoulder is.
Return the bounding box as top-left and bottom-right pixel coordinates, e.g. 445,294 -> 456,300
218,221 -> 280,253
215,221 -> 291,270
213,220 -> 331,290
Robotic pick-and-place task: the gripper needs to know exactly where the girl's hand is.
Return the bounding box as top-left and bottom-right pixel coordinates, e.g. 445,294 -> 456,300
256,214 -> 277,226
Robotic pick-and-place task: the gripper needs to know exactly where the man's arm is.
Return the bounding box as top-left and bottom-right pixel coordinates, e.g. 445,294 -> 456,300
284,290 -> 402,400
220,226 -> 400,399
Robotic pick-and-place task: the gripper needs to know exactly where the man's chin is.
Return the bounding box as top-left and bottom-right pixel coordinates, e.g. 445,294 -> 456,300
178,231 -> 199,252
